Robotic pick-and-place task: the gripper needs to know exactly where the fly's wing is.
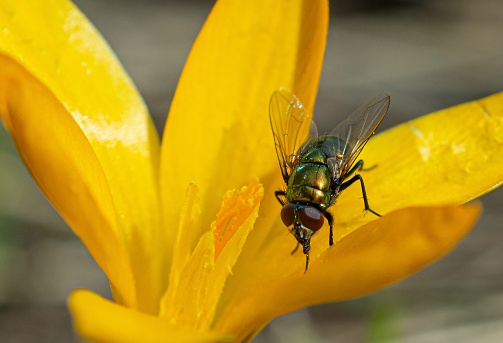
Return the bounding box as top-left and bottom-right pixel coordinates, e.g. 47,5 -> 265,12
269,88 -> 318,183
323,92 -> 390,179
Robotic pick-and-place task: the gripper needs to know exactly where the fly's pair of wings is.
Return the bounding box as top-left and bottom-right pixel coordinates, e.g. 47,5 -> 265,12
269,88 -> 391,184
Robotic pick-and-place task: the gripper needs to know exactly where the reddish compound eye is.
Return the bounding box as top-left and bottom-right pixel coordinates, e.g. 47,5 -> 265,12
298,206 -> 324,231
280,203 -> 295,227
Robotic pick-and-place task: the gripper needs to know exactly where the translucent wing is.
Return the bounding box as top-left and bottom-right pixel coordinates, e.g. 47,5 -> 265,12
269,88 -> 318,183
321,92 -> 390,179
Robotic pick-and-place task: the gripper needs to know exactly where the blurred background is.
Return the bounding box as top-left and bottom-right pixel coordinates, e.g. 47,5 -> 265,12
1,0 -> 502,342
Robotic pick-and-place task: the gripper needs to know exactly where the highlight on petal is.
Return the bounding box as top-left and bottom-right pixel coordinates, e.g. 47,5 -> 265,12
0,0 -> 164,312
160,179 -> 263,331
69,289 -> 233,343
160,0 -> 329,266
215,204 -> 481,341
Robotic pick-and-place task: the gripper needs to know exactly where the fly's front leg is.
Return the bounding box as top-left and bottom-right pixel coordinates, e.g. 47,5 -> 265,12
275,190 -> 287,205
303,241 -> 311,273
340,174 -> 381,217
322,211 -> 334,246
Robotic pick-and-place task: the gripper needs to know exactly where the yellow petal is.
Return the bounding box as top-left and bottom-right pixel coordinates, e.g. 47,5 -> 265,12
160,180 -> 263,331
161,181 -> 203,316
344,92 -> 503,219
205,180 -> 263,330
0,0 -> 164,312
69,289 -> 233,343
160,0 -> 328,262
216,204 -> 481,341
0,54 -> 135,308
213,178 -> 263,259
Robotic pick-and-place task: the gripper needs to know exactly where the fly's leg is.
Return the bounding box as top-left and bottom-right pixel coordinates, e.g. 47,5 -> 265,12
321,210 -> 334,246
275,190 -> 287,205
340,174 -> 381,217
303,240 -> 311,273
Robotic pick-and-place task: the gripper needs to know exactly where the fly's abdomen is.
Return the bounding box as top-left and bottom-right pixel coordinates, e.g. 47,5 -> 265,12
286,163 -> 332,205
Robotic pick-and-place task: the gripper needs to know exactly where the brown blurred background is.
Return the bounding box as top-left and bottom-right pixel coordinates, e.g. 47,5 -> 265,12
1,0 -> 502,342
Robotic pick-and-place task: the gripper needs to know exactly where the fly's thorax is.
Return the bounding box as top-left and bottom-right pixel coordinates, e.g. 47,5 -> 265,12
286,186 -> 331,205
300,148 -> 325,164
289,163 -> 331,189
286,158 -> 332,205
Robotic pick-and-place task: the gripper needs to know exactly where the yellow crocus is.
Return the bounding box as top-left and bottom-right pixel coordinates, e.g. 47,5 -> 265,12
0,0 -> 501,342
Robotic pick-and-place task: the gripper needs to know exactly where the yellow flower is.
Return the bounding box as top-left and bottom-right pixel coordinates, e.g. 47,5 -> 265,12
0,0 -> 501,342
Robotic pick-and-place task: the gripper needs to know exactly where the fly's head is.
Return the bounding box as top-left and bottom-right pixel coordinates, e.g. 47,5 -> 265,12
280,202 -> 324,253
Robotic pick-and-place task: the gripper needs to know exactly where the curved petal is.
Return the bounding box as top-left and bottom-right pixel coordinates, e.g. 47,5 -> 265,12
337,92 -> 503,226
0,54 -> 135,307
160,0 -> 328,260
69,289 -> 233,343
216,204 -> 481,340
0,0 -> 163,312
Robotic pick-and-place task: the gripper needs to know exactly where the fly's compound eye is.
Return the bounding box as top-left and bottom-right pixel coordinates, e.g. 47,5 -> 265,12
280,203 -> 295,227
298,206 -> 324,231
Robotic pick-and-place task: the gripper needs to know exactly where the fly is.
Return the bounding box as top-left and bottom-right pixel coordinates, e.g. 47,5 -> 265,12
269,89 -> 390,272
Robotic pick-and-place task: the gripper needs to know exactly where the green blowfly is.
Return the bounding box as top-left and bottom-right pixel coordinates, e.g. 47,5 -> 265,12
270,89 -> 390,272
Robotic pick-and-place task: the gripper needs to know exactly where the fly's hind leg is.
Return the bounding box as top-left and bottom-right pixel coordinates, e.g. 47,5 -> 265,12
340,174 -> 381,217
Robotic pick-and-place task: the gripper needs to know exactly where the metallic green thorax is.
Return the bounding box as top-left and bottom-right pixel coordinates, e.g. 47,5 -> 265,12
286,137 -> 344,209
